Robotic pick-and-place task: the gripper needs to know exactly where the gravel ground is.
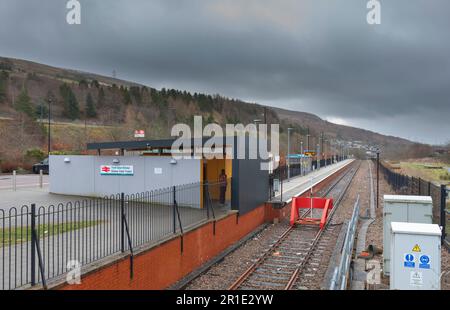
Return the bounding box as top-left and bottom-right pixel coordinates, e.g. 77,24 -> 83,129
366,162 -> 450,290
295,161 -> 368,289
185,161 -> 364,290
185,222 -> 291,290
336,161 -> 371,225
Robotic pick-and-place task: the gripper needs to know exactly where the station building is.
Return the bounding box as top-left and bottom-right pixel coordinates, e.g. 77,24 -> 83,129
49,136 -> 269,215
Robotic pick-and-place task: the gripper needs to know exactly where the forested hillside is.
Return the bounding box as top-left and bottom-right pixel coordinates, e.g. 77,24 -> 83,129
0,57 -> 428,172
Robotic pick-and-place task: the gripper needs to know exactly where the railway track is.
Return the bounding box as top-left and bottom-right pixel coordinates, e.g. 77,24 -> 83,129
228,162 -> 361,290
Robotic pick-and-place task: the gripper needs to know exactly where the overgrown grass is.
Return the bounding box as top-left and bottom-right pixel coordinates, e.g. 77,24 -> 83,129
0,221 -> 101,247
400,162 -> 450,183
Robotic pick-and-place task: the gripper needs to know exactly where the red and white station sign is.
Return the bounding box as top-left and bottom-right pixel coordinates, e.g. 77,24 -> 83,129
134,130 -> 145,138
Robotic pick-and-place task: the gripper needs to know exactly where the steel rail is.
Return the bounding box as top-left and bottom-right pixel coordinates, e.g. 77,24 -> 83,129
284,162 -> 361,290
228,161 -> 359,290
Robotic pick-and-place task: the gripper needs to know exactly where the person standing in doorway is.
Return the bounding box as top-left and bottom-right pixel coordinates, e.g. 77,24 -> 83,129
219,169 -> 227,205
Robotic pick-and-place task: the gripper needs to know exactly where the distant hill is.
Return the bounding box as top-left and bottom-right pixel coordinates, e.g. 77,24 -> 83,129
0,56 -> 430,170
272,107 -> 423,158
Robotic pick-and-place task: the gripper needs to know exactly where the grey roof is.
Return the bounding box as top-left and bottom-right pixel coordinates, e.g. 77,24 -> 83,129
87,137 -> 235,151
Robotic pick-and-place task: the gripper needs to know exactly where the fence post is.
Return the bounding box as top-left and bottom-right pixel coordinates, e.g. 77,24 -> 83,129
441,185 -> 447,244
121,193 -> 125,253
173,186 -> 176,234
39,169 -> 43,188
30,203 -> 36,286
13,170 -> 16,191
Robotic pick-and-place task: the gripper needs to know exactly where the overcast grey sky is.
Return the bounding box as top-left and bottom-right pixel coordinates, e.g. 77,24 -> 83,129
0,0 -> 449,144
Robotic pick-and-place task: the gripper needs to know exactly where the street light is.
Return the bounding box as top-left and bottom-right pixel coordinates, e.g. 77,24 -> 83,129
287,128 -> 293,181
316,143 -> 320,169
253,119 -> 262,129
306,134 -> 311,153
320,132 -> 324,164
48,97 -> 52,156
376,149 -> 380,209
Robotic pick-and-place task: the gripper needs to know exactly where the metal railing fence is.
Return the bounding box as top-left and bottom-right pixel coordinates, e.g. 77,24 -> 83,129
377,161 -> 448,247
330,195 -> 360,290
268,156 -> 348,201
0,179 -> 231,290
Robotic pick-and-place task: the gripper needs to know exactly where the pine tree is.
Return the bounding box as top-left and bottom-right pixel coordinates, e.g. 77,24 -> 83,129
85,93 -> 97,118
16,87 -> 34,118
0,70 -> 8,103
122,88 -> 132,105
59,83 -> 80,120
98,87 -> 105,107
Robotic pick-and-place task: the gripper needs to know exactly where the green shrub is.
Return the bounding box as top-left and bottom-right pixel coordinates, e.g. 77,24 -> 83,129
25,148 -> 46,162
49,150 -> 72,156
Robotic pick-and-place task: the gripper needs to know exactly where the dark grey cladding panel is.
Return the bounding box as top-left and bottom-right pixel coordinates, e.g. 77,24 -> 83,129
233,158 -> 269,215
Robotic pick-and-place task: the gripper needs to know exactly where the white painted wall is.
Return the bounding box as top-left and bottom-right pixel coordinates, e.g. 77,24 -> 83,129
49,155 -> 202,206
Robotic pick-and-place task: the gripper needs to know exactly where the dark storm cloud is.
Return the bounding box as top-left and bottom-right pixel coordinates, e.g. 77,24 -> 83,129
0,0 -> 449,144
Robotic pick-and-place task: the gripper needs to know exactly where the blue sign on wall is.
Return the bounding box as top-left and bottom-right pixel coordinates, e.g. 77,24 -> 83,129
419,255 -> 431,269
404,253 -> 415,268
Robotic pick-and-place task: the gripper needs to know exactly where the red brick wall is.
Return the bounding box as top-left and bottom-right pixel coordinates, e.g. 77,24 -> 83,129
59,205 -> 266,290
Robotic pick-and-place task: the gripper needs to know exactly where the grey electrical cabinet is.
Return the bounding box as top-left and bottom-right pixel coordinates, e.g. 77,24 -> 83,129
390,222 -> 441,290
383,195 -> 433,275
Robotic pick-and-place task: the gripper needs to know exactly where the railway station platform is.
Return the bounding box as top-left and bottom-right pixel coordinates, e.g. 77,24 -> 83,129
271,159 -> 355,204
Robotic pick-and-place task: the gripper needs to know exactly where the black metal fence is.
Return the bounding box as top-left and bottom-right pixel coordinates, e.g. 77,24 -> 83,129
0,179 -> 231,290
378,161 -> 448,247
268,156 -> 347,200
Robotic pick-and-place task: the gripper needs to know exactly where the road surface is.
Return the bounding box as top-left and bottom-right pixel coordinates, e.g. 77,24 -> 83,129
0,174 -> 49,191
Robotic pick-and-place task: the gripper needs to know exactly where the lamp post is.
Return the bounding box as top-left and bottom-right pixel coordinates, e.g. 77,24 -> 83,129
306,134 -> 310,153
317,143 -> 320,169
376,149 -> 380,209
300,140 -> 304,176
287,128 -> 293,181
320,132 -> 324,166
48,97 -> 52,156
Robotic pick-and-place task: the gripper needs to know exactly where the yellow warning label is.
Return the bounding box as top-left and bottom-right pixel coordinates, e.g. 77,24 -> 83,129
412,244 -> 421,252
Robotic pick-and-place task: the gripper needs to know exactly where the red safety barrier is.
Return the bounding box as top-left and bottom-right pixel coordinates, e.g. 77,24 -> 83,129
290,197 -> 334,229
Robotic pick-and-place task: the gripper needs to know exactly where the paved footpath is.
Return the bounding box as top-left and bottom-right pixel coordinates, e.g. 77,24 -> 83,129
0,174 -> 49,191
0,187 -> 83,212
